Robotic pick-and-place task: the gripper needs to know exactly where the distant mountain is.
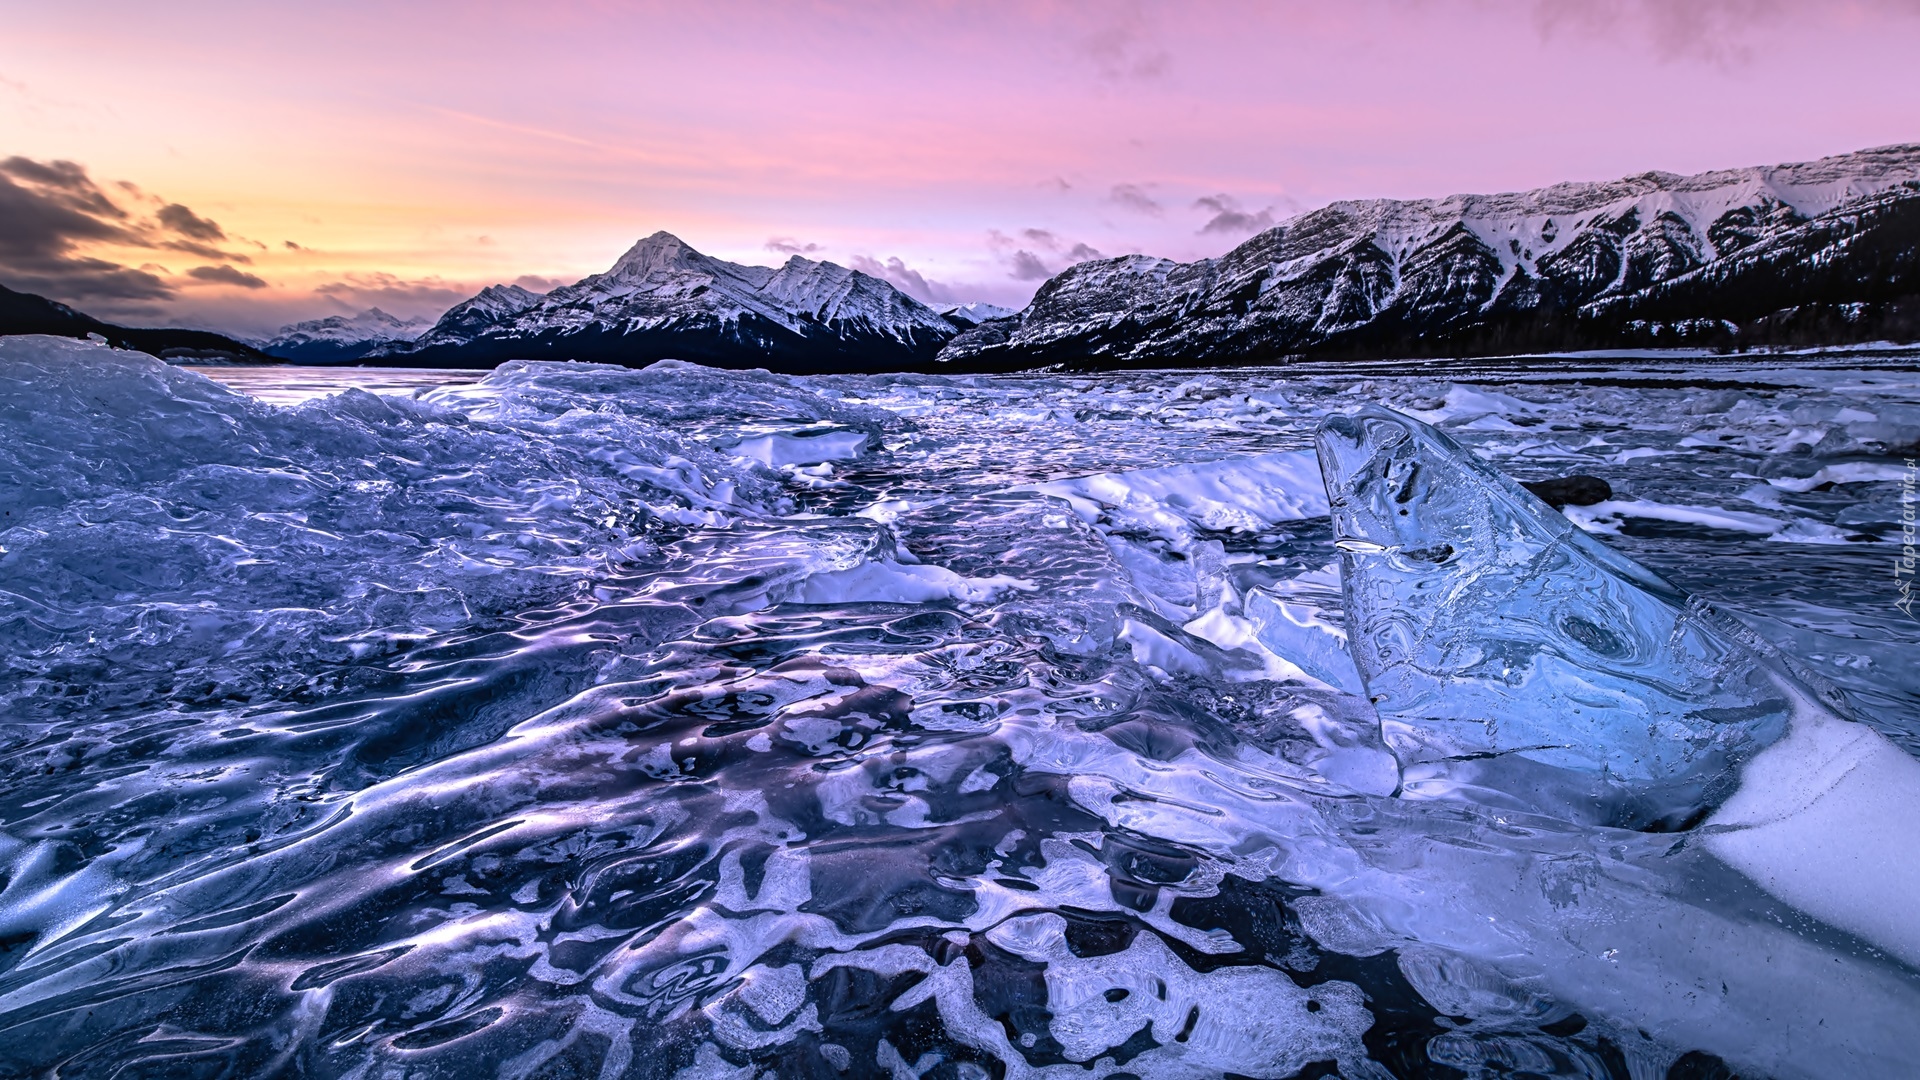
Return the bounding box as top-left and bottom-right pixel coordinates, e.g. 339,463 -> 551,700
423,284 -> 544,343
372,233 -> 957,372
941,144 -> 1920,368
0,283 -> 273,363
937,301 -> 1018,328
262,307 -> 433,363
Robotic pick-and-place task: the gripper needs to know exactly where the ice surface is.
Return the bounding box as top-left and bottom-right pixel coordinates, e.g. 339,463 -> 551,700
5,345 -> 1920,1079
1027,450 -> 1328,546
1315,402 -> 1920,990
988,912 -> 1374,1076
721,428 -> 873,467
1704,682 -> 1920,967
1565,496 -> 1856,543
1315,404 -> 1841,827
1242,588 -> 1364,693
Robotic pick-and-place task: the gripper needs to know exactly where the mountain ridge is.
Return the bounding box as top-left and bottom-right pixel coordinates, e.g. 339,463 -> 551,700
941,143 -> 1920,368
262,307 -> 434,363
0,283 -> 274,363
371,232 -> 958,372
25,144 -> 1918,373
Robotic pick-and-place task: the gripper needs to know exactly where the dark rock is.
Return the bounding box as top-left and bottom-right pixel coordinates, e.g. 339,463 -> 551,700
1520,474 -> 1613,507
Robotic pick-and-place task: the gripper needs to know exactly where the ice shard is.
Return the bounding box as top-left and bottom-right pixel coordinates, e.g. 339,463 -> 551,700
1313,404 -> 1837,828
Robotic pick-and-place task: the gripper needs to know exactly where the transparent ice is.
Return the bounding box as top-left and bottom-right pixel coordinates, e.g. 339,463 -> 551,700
1315,404 -> 1852,829
3,338 -> 1919,1079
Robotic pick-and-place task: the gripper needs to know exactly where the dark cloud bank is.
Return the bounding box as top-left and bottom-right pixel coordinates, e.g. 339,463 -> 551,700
0,155 -> 259,313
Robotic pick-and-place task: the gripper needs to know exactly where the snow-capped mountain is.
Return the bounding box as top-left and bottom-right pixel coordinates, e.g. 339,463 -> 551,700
937,301 -> 1018,327
941,144 -> 1920,366
424,284 -> 544,342
263,308 -> 435,363
377,233 -> 958,371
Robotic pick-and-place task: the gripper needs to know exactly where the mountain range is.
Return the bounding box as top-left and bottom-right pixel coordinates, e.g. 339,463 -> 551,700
11,144 -> 1920,371
356,233 -> 963,372
261,308 -> 432,363
944,143 -> 1920,367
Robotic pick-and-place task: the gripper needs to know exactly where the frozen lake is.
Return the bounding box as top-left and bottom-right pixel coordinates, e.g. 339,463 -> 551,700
2,338 -> 1917,1078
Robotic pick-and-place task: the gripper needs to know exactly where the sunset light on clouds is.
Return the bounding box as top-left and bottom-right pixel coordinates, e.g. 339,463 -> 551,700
5,0 -> 1919,336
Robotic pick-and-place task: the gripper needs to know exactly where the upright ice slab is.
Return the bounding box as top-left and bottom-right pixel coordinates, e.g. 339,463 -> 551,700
1314,405 -> 1836,828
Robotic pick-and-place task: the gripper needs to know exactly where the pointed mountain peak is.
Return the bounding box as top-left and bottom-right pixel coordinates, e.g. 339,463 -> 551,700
607,231 -> 706,278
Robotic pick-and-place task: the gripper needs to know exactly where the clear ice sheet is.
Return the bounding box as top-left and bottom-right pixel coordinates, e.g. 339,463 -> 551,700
1314,404 -> 1853,828
2,338 -> 1919,1078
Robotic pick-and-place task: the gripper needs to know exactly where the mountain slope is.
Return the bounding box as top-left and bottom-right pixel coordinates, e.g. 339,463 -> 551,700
0,283 -> 273,363
375,233 -> 958,372
262,307 -> 434,363
941,144 -> 1920,367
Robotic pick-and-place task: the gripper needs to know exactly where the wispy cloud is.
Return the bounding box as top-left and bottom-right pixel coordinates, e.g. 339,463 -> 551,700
1110,182 -> 1162,216
1530,0 -> 1790,65
1076,3 -> 1170,81
315,271 -> 472,314
849,254 -> 957,305
990,228 -> 1106,282
766,236 -> 823,256
186,264 -> 267,289
511,273 -> 567,294
1194,194 -> 1276,237
1007,250 -> 1053,281
157,202 -> 226,242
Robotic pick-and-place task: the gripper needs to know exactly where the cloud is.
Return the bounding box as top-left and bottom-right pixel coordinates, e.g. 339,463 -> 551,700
1194,194 -> 1277,236
0,159 -> 135,253
186,264 -> 267,289
156,202 -> 226,241
0,155 -> 251,308
163,238 -> 250,262
1007,251 -> 1054,281
989,227 -> 1107,283
511,274 -> 568,294
1077,4 -> 1170,80
0,162 -> 163,302
1526,0 -> 1821,65
0,156 -> 128,220
765,236 -> 823,255
315,271 -> 472,315
848,254 -> 959,305
1111,183 -> 1162,216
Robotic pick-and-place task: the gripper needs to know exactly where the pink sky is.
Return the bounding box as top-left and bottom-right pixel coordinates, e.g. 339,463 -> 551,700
3,0 -> 1918,336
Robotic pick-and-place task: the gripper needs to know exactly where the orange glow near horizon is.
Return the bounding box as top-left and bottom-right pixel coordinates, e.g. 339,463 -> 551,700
4,0 -> 1920,336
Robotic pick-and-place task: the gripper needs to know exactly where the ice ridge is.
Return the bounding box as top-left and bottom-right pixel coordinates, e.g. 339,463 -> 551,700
1314,404 -> 1844,828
